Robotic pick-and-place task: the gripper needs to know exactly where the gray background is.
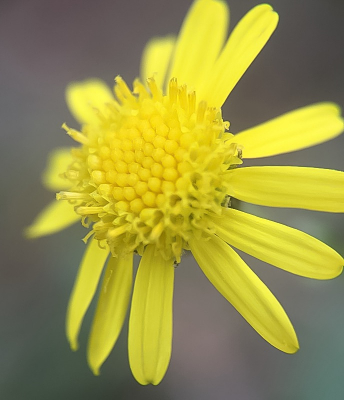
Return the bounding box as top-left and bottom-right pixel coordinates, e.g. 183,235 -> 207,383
1,0 -> 344,399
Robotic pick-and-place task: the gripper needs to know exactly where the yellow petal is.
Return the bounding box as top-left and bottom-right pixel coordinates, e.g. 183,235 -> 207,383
168,0 -> 229,91
214,208 -> 343,279
199,4 -> 278,107
66,238 -> 109,351
87,253 -> 133,375
226,166 -> 344,212
234,103 -> 344,158
66,79 -> 114,125
25,200 -> 80,239
189,234 -> 299,353
141,36 -> 176,89
42,147 -> 73,191
128,245 -> 174,385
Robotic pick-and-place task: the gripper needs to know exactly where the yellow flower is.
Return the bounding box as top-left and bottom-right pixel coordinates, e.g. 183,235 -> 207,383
26,0 -> 344,385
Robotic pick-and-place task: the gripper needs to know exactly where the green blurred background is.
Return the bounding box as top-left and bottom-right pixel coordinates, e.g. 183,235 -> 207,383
1,0 -> 344,399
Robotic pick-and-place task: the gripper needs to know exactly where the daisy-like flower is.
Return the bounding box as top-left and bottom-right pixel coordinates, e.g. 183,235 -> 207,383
27,0 -> 344,385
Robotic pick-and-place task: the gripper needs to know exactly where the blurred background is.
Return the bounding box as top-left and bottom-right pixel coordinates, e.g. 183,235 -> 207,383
1,0 -> 344,399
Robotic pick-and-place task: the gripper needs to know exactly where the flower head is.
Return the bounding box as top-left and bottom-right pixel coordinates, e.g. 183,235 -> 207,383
26,0 -> 344,385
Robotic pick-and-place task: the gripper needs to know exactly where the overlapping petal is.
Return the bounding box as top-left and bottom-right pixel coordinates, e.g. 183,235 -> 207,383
128,245 -> 174,385
213,208 -> 343,279
189,234 -> 299,353
226,166 -> 344,212
234,103 -> 344,158
199,4 -> 278,107
168,0 -> 229,91
88,253 -> 133,375
141,36 -> 176,89
25,200 -> 80,239
66,238 -> 109,351
66,79 -> 114,125
42,148 -> 73,191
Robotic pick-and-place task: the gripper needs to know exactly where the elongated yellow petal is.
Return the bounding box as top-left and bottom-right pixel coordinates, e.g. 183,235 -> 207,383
226,166 -> 344,212
66,79 -> 114,125
42,147 -> 73,191
87,253 -> 133,375
189,234 -> 299,353
234,103 -> 344,158
214,208 -> 343,279
25,200 -> 80,239
199,4 -> 278,107
128,245 -> 174,385
66,238 -> 109,351
168,0 -> 229,90
141,36 -> 176,89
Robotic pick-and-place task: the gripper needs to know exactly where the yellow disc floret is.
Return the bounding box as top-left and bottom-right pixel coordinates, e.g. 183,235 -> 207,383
58,76 -> 242,262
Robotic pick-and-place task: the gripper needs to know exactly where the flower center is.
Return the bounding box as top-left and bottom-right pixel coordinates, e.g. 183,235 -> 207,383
58,77 -> 242,261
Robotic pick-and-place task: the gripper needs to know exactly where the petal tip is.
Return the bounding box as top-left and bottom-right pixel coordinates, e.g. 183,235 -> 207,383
330,264 -> 343,280
90,364 -> 100,376
66,322 -> 79,351
134,375 -> 161,386
281,328 -> 299,354
285,342 -> 299,355
23,226 -> 36,239
87,349 -> 102,376
257,4 -> 279,26
255,3 -> 274,12
69,339 -> 79,352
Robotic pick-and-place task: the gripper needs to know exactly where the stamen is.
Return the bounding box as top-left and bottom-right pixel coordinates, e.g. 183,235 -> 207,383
133,79 -> 149,100
178,84 -> 188,111
147,77 -> 162,101
206,107 -> 218,123
93,221 -> 113,232
150,221 -> 165,240
81,216 -> 90,228
115,76 -> 134,103
196,101 -> 207,124
62,123 -> 89,145
107,224 -> 129,239
82,230 -> 94,244
76,206 -> 103,215
188,90 -> 196,116
106,99 -> 122,113
56,191 -> 90,200
169,78 -> 178,105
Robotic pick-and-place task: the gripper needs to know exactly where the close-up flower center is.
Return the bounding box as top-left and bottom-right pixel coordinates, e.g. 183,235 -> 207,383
59,76 -> 242,261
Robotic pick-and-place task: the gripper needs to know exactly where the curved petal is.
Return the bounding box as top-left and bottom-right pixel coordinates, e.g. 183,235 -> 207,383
141,35 -> 176,89
226,166 -> 344,212
42,147 -> 73,191
87,253 -> 133,375
234,103 -> 344,158
66,79 -> 114,125
199,4 -> 278,107
168,0 -> 229,91
189,234 -> 299,353
128,245 -> 174,385
214,208 -> 343,279
25,200 -> 80,239
66,238 -> 109,351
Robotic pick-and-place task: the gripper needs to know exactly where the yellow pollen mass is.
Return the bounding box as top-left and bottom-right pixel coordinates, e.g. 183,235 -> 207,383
59,76 -> 242,260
